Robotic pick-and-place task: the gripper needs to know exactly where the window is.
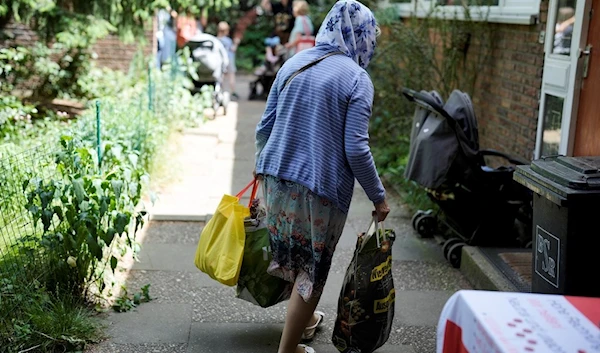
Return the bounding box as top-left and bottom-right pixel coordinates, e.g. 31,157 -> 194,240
386,0 -> 541,25
541,95 -> 565,157
551,0 -> 577,56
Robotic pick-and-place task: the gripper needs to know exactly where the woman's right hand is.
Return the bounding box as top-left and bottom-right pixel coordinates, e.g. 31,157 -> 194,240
373,199 -> 390,222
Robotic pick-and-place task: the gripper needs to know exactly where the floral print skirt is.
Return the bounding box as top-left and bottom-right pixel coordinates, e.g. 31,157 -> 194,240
263,175 -> 347,302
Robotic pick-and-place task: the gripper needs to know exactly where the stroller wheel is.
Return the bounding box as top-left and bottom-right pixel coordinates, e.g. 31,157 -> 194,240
411,210 -> 426,230
415,214 -> 436,238
448,243 -> 465,268
442,238 -> 462,260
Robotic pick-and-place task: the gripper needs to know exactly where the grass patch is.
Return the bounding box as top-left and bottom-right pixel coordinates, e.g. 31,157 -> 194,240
0,253 -> 102,352
10,296 -> 101,352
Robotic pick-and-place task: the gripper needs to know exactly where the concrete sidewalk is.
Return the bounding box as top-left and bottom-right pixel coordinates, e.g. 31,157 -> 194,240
88,76 -> 471,353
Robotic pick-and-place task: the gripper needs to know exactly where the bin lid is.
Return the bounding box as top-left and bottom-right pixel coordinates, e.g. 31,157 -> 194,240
530,156 -> 600,190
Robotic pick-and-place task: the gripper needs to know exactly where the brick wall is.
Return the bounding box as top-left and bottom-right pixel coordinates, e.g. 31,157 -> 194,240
393,2 -> 548,161
1,20 -> 156,72
91,24 -> 156,72
471,1 -> 548,161
1,22 -> 39,46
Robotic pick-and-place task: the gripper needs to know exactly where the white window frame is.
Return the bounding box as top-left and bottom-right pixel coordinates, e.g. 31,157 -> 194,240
381,0 -> 541,25
534,0 -> 591,158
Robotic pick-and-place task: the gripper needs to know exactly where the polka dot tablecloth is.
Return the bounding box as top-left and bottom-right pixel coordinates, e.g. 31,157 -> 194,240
436,290 -> 600,353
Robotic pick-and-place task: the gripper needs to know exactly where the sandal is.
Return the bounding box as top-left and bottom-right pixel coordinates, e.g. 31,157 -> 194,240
299,344 -> 315,353
301,311 -> 325,341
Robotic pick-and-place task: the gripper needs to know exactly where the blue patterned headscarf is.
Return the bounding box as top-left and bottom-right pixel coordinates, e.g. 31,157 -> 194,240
315,0 -> 378,69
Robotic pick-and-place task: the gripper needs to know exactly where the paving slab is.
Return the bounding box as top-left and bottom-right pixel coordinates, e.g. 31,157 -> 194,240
142,221 -> 204,244
126,269 -> 224,294
388,325 -> 438,353
391,229 -> 445,263
88,343 -> 188,353
104,303 -> 192,344
310,344 -> 416,353
328,246 -> 469,291
393,291 -> 455,327
133,243 -> 198,272
187,323 -> 416,353
307,321 -> 436,353
124,263 -> 455,333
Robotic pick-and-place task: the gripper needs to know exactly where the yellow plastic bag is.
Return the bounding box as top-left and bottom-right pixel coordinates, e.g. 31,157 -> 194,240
194,180 -> 257,286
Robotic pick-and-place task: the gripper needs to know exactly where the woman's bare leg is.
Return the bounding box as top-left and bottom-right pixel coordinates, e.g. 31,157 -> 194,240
278,281 -> 320,353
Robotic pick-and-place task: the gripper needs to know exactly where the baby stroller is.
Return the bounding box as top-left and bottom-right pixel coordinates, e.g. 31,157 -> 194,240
249,37 -> 287,100
183,33 -> 230,117
402,88 -> 533,268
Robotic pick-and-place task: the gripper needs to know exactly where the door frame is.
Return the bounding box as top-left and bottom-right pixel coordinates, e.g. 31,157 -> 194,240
534,0 -> 594,158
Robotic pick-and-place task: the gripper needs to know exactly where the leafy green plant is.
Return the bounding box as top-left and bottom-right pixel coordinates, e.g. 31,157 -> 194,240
22,133 -> 147,297
235,14 -> 272,72
112,284 -> 152,313
0,47 -> 39,138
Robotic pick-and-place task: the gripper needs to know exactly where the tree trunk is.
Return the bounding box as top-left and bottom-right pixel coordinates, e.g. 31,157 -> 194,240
232,8 -> 258,42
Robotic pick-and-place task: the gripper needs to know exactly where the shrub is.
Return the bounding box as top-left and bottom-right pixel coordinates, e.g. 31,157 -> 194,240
236,14 -> 273,72
368,6 -> 493,211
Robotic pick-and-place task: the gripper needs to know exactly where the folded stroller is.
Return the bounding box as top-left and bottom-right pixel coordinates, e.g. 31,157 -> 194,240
183,33 -> 230,117
402,88 -> 533,268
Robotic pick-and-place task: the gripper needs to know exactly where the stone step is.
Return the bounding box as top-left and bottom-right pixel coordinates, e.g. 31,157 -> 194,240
460,246 -> 520,292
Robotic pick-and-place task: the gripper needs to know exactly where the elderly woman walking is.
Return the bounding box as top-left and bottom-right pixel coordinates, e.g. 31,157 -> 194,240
254,1 -> 389,353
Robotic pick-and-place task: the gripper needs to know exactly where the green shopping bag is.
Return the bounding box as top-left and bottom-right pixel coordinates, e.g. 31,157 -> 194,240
236,200 -> 291,307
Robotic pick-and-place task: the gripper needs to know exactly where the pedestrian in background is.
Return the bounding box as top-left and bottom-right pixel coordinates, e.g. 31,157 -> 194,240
260,0 -> 295,44
285,1 -> 314,57
156,7 -> 177,68
217,21 -> 240,99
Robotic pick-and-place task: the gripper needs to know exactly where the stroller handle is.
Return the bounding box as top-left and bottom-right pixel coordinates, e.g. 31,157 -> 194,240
401,88 -> 454,121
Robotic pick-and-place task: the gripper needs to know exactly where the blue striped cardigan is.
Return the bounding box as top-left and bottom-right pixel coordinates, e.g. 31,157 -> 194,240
255,44 -> 386,213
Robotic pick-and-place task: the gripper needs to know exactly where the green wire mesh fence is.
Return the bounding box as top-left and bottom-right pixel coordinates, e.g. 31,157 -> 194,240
0,63 -> 183,340
0,143 -> 64,333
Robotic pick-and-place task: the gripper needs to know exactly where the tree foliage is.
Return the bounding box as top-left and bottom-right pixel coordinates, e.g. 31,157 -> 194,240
0,0 -> 239,41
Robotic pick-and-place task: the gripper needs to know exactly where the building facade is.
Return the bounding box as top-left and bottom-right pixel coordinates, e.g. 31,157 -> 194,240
392,0 -> 599,160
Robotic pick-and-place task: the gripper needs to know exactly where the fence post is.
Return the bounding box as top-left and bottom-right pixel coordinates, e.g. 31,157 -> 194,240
170,38 -> 177,80
96,100 -> 102,171
148,63 -> 153,111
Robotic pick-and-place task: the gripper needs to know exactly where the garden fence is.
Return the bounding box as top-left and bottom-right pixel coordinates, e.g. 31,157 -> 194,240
0,63 -> 169,339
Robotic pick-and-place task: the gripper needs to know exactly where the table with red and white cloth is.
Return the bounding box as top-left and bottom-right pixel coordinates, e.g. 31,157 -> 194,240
437,290 -> 600,353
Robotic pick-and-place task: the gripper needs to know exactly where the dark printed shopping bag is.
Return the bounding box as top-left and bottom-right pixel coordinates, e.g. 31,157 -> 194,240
332,218 -> 396,353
